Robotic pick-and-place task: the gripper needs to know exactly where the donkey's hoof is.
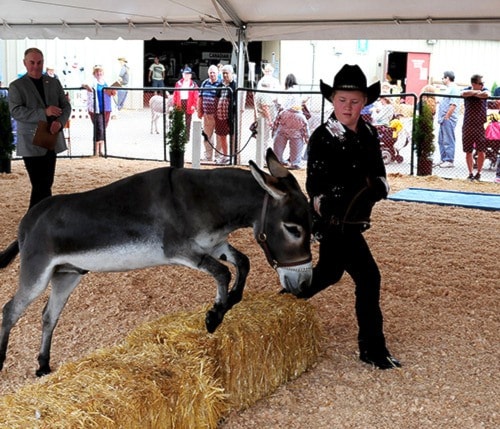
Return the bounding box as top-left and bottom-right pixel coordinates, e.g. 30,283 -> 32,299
35,365 -> 51,377
205,309 -> 224,333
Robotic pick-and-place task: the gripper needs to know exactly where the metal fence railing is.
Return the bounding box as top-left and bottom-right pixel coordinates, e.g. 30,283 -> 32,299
3,85 -> 500,182
416,93 -> 500,181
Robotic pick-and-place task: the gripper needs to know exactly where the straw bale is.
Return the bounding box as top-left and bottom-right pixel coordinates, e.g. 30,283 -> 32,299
127,292 -> 322,409
212,292 -> 322,409
125,308 -> 214,355
0,343 -> 226,429
0,292 -> 320,428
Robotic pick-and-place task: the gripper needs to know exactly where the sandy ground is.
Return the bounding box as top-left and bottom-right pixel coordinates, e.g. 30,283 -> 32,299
0,158 -> 499,428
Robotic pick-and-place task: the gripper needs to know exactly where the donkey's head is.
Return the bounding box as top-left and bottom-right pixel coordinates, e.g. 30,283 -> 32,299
249,149 -> 312,294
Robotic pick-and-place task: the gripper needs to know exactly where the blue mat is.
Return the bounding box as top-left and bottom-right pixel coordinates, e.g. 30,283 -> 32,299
388,188 -> 500,211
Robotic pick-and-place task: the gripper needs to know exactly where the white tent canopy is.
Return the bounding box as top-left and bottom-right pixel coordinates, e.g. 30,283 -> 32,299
1,0 -> 499,41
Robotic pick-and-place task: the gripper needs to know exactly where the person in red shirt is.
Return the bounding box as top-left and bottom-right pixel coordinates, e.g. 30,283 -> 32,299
172,66 -> 199,141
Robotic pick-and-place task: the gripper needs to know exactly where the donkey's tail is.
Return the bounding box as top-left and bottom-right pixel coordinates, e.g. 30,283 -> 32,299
0,241 -> 19,268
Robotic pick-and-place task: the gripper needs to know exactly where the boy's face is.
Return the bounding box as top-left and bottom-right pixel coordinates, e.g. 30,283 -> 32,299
332,90 -> 367,130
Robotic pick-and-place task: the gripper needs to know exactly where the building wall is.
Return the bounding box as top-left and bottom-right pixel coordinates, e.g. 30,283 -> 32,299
2,38 -> 499,93
260,40 -> 281,79
0,38 -> 144,109
277,39 -> 500,91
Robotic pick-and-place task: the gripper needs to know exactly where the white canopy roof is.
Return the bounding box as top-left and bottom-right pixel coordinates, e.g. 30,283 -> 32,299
1,0 -> 499,41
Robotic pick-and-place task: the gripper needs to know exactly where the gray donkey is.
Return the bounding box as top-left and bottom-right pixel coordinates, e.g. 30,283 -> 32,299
0,149 -> 312,377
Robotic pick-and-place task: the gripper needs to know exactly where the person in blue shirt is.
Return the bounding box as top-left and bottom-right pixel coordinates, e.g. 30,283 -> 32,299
436,71 -> 461,168
115,57 -> 130,111
197,65 -> 220,161
82,65 -> 116,156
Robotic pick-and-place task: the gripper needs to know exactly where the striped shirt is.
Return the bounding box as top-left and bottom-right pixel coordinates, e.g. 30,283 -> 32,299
199,78 -> 220,115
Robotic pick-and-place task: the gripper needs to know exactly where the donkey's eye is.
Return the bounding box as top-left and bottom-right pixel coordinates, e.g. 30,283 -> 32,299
284,224 -> 301,238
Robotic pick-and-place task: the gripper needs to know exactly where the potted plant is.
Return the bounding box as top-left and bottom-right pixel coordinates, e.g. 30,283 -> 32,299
0,97 -> 15,174
166,106 -> 188,168
413,102 -> 435,176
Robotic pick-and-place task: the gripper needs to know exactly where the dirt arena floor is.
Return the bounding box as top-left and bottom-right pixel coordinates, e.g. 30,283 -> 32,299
0,157 -> 498,428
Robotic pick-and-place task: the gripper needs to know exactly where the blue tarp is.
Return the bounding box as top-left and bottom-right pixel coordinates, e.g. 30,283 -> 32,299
388,188 -> 500,211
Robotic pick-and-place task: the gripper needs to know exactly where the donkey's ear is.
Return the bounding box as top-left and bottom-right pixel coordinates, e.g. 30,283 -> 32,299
249,159 -> 286,200
265,148 -> 289,178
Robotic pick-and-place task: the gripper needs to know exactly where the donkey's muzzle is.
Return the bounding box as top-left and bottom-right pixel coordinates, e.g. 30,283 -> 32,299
277,261 -> 313,295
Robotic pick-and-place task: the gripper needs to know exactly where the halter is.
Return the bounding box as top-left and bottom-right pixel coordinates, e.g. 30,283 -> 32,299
256,193 -> 312,269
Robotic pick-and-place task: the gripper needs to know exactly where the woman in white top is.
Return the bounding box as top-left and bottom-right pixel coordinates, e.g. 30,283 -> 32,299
273,74 -> 310,169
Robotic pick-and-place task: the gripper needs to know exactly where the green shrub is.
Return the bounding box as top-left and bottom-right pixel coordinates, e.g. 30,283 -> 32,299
0,97 -> 15,159
413,102 -> 435,159
166,106 -> 188,153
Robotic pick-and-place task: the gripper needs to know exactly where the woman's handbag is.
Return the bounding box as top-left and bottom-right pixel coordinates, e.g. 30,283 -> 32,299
485,114 -> 500,141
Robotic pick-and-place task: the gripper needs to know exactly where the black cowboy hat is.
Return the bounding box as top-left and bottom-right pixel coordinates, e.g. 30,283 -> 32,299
320,64 -> 380,106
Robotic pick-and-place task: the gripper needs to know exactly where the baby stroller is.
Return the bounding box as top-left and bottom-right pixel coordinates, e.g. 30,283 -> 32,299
475,139 -> 500,170
377,125 -> 401,164
476,112 -> 500,169
376,118 -> 409,164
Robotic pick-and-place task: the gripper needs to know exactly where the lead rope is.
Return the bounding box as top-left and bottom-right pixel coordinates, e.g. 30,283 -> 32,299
256,193 -> 279,269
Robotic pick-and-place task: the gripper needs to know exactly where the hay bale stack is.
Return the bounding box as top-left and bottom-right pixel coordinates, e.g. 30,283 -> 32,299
126,292 -> 322,410
0,343 -> 227,428
211,292 -> 321,409
0,292 -> 320,428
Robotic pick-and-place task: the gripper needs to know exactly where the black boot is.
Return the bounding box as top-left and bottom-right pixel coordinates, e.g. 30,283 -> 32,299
294,282 -> 327,299
292,267 -> 333,299
359,349 -> 401,370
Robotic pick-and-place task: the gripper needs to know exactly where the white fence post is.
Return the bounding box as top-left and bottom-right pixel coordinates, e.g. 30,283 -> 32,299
192,120 -> 201,169
255,117 -> 266,169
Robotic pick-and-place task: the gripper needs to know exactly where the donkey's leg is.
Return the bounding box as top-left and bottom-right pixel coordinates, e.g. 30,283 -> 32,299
198,255 -> 232,333
0,264 -> 52,371
201,244 -> 250,333
223,244 -> 250,308
36,271 -> 82,377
